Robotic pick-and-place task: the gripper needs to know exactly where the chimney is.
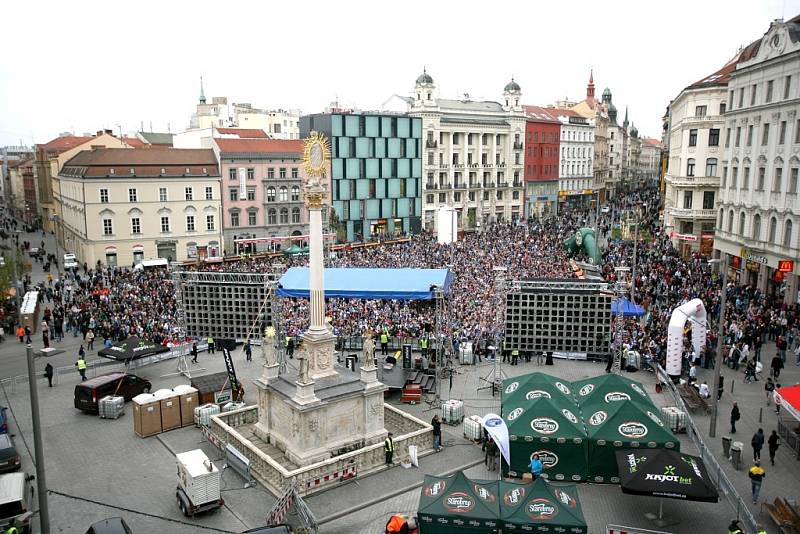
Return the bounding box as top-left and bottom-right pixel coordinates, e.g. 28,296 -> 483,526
105,129 -> 113,136
96,130 -> 104,137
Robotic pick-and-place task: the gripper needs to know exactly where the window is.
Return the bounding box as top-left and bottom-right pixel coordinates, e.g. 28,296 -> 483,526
267,187 -> 276,202
268,168 -> 275,179
161,216 -> 170,233
131,217 -> 141,234
762,123 -> 770,145
752,213 -> 761,240
229,189 -> 238,201
780,121 -> 787,144
721,166 -> 728,188
279,168 -> 287,179
247,168 -> 255,180
230,212 -> 239,227
686,158 -> 695,176
739,213 -> 746,236
513,190 -> 520,200
796,120 -> 800,143
159,187 -> 168,202
720,102 -> 726,115
439,193 -> 446,203
695,105 -> 707,117
708,129 -> 720,146
291,186 -> 300,201
206,215 -> 215,231
728,210 -> 734,233
731,167 -> 738,188
246,188 -> 256,201
769,217 -> 778,243
683,191 -> 693,209
702,191 -> 715,210
185,187 -> 193,201
725,128 -> 731,147
751,84 -> 758,106
100,189 -> 109,203
102,218 -> 113,236
128,188 -> 137,202
205,186 -> 213,200
426,194 -> 434,204
785,75 -> 792,99
291,207 -> 301,223
454,192 -> 461,202
746,125 -> 753,146
452,133 -> 459,145
688,129 -> 698,147
279,187 -> 288,202
268,209 -> 276,225
784,220 -> 794,248
738,88 -> 744,108
229,168 -> 237,180
185,215 -> 195,231
279,208 -> 288,224
743,167 -> 750,189
705,158 -> 717,177
248,211 -> 257,226
496,191 -> 503,200
735,127 -> 741,147
757,167 -> 765,190
773,168 -> 783,192
766,80 -> 774,103
291,168 -> 299,179
791,168 -> 799,194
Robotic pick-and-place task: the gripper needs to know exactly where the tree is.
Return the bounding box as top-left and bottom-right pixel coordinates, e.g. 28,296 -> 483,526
328,206 -> 346,243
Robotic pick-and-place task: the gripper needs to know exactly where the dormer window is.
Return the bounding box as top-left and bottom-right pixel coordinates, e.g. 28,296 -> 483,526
202,167 -> 208,174
109,168 -> 115,175
185,168 -> 191,174
160,168 -> 166,174
129,168 -> 135,175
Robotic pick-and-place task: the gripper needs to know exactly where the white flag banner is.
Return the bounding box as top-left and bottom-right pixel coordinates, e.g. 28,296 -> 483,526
482,413 -> 510,467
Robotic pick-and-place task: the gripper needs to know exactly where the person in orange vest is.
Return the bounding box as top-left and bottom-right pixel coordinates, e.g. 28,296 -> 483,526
16,326 -> 24,343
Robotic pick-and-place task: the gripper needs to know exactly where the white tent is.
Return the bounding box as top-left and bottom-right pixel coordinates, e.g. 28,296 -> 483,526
665,298 -> 707,377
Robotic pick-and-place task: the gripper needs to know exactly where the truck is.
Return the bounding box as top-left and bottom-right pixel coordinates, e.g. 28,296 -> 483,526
175,449 -> 223,517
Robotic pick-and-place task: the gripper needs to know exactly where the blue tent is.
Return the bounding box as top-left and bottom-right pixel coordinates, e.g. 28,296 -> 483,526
611,297 -> 645,317
277,267 -> 453,300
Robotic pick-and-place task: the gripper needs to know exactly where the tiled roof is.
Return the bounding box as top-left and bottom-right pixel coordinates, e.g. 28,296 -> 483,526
39,135 -> 93,152
642,137 -> 662,147
215,128 -> 269,138
438,99 -> 505,113
215,138 -> 303,154
687,39 -> 760,89
65,148 -> 218,166
122,137 -> 146,148
523,105 -> 559,123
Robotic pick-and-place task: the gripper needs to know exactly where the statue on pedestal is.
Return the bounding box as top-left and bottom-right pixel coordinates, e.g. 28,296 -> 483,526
297,345 -> 310,384
263,325 -> 277,366
363,333 -> 376,369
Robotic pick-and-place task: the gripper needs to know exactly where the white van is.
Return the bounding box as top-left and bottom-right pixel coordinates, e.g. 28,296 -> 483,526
0,472 -> 34,531
63,253 -> 78,269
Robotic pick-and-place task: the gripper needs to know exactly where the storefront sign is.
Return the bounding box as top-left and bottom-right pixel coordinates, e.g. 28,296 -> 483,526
741,248 -> 768,265
670,232 -> 697,242
778,260 -> 795,273
746,260 -> 762,273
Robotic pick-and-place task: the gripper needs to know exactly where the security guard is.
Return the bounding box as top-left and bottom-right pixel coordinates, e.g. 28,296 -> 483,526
380,331 -> 389,356
5,518 -> 18,534
384,432 -> 395,465
419,336 -> 428,358
727,519 -> 742,534
76,355 -> 87,381
755,524 -> 767,534
511,348 -> 520,366
207,336 -> 215,354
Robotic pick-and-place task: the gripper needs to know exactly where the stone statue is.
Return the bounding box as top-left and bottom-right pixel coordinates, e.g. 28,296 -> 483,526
297,345 -> 310,384
363,335 -> 376,368
263,325 -> 277,366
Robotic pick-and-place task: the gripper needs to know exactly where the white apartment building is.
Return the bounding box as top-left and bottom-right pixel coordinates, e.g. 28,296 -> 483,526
401,70 -> 526,230
716,17 -> 800,302
640,138 -> 662,184
663,62 -> 730,256
554,109 -> 594,202
58,148 -> 223,267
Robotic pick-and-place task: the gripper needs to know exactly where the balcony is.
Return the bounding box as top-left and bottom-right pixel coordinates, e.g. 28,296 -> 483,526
669,175 -> 719,188
513,142 -> 523,150
484,163 -> 493,169
686,115 -> 723,123
453,163 -> 464,169
468,163 -> 479,169
440,183 -> 453,189
483,182 -> 496,189
512,181 -> 522,188
667,207 -> 717,219
498,163 -> 507,168
498,181 -> 508,188
454,182 -> 467,189
437,164 -> 450,170
425,183 -> 438,190
425,140 -> 438,149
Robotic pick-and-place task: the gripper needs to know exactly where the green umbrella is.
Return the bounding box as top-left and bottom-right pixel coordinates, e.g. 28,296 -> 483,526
502,372 -> 575,410
417,472 -> 500,534
500,478 -> 588,533
572,373 -> 655,408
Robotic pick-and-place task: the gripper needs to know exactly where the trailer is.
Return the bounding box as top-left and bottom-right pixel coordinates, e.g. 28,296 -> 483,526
175,449 -> 223,517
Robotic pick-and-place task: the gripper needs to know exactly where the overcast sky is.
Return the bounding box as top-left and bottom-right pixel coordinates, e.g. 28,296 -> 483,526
1,0 -> 797,147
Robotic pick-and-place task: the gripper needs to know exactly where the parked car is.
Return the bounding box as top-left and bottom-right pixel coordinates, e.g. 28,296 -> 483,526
26,248 -> 39,259
0,473 -> 35,533
0,434 -> 20,473
74,373 -> 151,414
600,205 -> 611,214
0,407 -> 8,434
63,253 -> 78,269
85,517 -> 133,534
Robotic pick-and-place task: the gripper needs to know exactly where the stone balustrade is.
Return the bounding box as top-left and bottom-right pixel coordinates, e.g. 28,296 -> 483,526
207,404 -> 433,496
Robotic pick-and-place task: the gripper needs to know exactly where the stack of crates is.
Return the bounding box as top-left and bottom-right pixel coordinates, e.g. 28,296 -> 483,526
194,403 -> 221,427
98,395 -> 125,419
660,406 -> 687,433
463,415 -> 483,441
440,399 -> 464,424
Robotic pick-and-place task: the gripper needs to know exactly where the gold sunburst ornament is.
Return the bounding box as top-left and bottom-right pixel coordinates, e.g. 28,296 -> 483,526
302,131 -> 331,185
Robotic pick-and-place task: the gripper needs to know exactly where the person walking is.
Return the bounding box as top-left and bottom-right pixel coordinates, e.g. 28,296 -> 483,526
768,430 -> 780,466
78,344 -> 85,359
380,331 -> 389,356
431,415 -> 442,452
765,377 -> 775,405
85,329 -> 95,350
384,432 -> 394,465
75,355 -> 87,381
717,375 -> 725,401
245,340 -> 252,362
529,453 -> 544,480
730,401 -> 740,434
191,342 -> 198,364
748,460 -> 765,504
771,354 -> 784,379
24,326 -> 31,344
207,336 -> 215,354
286,335 -> 295,359
751,428 -> 764,461
44,363 -> 53,387
485,437 -> 498,472
16,326 -> 23,343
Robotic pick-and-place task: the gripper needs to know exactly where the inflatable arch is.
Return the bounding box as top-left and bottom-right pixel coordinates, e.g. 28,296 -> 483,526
563,228 -> 602,265
666,298 -> 707,377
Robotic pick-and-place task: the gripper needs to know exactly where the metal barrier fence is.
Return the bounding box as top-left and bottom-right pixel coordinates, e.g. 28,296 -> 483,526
655,365 -> 758,533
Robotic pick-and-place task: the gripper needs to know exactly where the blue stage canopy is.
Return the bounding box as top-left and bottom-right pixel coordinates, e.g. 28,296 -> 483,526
277,267 -> 453,300
611,297 -> 645,317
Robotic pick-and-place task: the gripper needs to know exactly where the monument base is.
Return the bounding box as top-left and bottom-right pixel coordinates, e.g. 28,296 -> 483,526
301,327 -> 339,381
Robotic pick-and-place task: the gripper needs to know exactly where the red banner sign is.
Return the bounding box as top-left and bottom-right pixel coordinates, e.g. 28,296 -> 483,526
778,260 -> 795,273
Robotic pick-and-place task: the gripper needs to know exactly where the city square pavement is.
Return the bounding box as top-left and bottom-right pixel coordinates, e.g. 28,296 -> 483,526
3,336 -> 798,533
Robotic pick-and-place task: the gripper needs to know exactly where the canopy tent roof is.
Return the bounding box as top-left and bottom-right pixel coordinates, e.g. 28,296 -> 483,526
611,297 -> 645,317
501,372 -> 575,408
572,374 -> 654,407
277,267 -> 453,300
97,336 -> 169,362
775,384 -> 800,423
417,471 -> 501,533
615,449 -> 719,502
500,478 -> 587,533
506,397 -> 585,440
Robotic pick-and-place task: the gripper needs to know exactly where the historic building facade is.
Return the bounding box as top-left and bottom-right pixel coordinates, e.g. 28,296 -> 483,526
523,106 -> 560,218
716,17 -> 800,302
57,148 -> 223,267
554,108 -> 594,207
571,72 -> 610,201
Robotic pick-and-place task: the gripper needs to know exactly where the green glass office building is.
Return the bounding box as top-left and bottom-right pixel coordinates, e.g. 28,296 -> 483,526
300,113 -> 422,242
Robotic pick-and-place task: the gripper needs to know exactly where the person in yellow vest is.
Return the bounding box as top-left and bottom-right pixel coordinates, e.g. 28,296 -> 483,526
754,524 -> 767,534
419,336 -> 428,358
207,336 -> 215,354
75,355 -> 87,381
511,348 -> 520,366
5,518 -> 18,534
727,519 -> 742,534
384,432 -> 394,464
380,331 -> 389,356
